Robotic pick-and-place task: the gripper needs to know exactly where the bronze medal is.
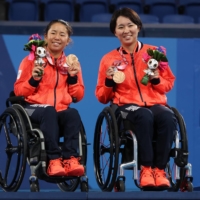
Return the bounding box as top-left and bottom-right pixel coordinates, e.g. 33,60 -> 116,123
66,54 -> 78,67
113,71 -> 125,83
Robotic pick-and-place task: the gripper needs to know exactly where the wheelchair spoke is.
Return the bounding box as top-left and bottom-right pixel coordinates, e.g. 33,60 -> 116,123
101,154 -> 110,171
101,126 -> 107,143
2,116 -> 13,145
4,155 -> 12,183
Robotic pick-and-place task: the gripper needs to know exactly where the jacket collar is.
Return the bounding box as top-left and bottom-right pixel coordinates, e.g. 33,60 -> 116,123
117,41 -> 143,54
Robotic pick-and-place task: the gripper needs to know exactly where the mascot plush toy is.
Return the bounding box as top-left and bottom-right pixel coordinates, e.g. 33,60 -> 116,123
24,33 -> 46,76
141,46 -> 168,86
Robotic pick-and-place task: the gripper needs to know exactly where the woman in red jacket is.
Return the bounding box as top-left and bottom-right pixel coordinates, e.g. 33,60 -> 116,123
95,8 -> 177,188
14,19 -> 85,177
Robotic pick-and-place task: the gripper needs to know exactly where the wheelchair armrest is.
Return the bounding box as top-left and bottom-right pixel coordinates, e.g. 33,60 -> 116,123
6,96 -> 25,107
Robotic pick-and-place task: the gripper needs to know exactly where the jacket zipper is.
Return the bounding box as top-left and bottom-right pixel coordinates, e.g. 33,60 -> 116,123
54,60 -> 59,108
130,53 -> 144,103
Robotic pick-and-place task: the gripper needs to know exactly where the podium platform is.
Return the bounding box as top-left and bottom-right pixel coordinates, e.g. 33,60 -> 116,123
0,190 -> 200,200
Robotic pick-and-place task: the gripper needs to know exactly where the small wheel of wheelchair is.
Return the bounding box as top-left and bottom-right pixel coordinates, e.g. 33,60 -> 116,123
182,181 -> 193,192
30,183 -> 39,192
29,176 -> 40,192
114,180 -> 125,192
94,107 -> 119,191
180,178 -> 193,192
80,180 -> 88,192
30,182 -> 40,192
57,178 -> 80,192
168,107 -> 189,191
185,181 -> 193,192
0,107 -> 27,192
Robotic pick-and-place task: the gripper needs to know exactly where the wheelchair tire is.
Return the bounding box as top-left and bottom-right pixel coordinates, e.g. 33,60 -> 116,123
30,182 -> 40,192
169,107 -> 188,192
114,180 -> 125,192
171,107 -> 188,155
0,106 -> 27,192
79,121 -> 87,167
181,180 -> 193,192
80,180 -> 88,192
57,178 -> 80,192
93,106 -> 119,191
57,122 -> 88,192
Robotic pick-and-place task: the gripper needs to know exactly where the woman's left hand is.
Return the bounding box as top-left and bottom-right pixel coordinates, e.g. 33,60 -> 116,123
67,61 -> 80,76
149,69 -> 159,80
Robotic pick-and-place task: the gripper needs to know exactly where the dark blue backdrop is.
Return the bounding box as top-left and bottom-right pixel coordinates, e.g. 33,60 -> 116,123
0,35 -> 199,190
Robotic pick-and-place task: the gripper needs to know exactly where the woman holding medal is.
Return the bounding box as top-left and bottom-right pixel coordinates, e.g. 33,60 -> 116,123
95,8 -> 177,188
14,19 -> 85,177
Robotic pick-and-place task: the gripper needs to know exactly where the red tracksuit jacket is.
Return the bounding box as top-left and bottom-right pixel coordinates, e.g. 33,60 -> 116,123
14,54 -> 84,112
95,42 -> 175,107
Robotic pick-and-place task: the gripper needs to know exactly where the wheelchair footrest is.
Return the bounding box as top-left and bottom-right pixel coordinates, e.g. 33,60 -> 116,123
141,186 -> 170,191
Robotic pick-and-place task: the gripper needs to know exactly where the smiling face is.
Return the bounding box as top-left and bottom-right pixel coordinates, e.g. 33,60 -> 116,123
45,22 -> 70,58
114,16 -> 140,50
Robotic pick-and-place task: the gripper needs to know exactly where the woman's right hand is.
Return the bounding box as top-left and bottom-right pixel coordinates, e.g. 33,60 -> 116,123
32,61 -> 44,80
67,61 -> 80,76
106,66 -> 115,79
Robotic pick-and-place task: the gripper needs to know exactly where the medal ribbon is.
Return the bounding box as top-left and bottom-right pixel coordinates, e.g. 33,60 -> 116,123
46,51 -> 69,75
118,41 -> 142,69
116,46 -> 129,70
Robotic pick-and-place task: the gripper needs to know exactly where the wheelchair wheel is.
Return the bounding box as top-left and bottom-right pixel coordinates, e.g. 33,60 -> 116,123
93,107 -> 119,191
79,121 -> 87,167
57,178 -> 80,192
30,178 -> 40,192
168,107 -> 189,192
114,180 -> 125,192
180,179 -> 193,192
0,106 -> 27,192
80,180 -> 88,192
30,182 -> 40,192
57,122 -> 88,192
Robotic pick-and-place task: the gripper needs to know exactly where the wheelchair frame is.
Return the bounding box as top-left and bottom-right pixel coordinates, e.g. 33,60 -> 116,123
0,95 -> 89,192
93,105 -> 193,192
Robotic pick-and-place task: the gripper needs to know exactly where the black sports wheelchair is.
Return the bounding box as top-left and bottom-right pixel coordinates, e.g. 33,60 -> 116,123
0,92 -> 89,192
93,103 -> 193,192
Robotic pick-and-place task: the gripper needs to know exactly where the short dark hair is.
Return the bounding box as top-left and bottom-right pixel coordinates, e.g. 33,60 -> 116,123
44,19 -> 73,36
110,7 -> 142,34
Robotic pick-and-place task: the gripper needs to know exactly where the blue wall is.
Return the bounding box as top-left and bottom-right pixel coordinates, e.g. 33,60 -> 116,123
0,35 -> 199,191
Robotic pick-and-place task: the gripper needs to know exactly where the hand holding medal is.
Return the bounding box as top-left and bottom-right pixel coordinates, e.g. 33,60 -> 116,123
113,67 -> 125,83
112,46 -> 129,84
106,66 -> 125,84
106,53 -> 127,84
66,54 -> 80,76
